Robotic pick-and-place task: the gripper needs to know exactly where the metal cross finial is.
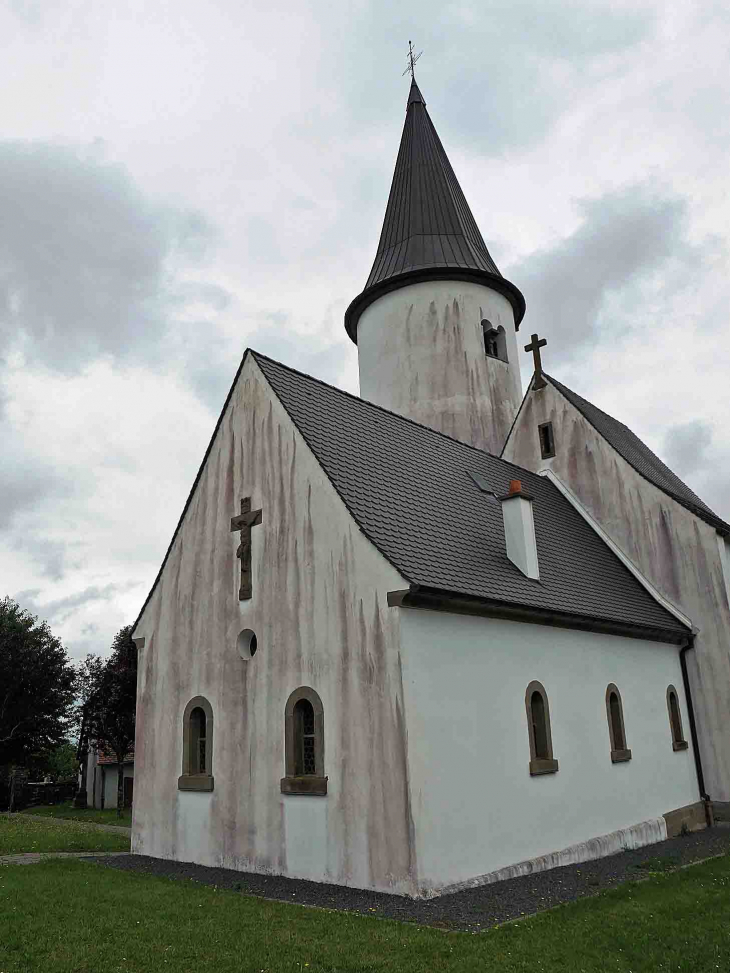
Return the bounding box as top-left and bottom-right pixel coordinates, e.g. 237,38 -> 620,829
402,40 -> 423,79
524,333 -> 548,391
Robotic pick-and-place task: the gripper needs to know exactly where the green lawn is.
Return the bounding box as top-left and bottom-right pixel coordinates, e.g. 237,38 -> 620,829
0,814 -> 131,855
0,854 -> 729,972
24,802 -> 132,828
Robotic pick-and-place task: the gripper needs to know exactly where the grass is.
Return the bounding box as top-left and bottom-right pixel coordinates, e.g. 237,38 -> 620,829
0,814 -> 131,855
24,801 -> 132,828
0,853 -> 729,972
633,855 -> 680,873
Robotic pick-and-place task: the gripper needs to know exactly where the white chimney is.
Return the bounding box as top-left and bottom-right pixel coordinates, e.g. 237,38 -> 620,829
500,479 -> 540,580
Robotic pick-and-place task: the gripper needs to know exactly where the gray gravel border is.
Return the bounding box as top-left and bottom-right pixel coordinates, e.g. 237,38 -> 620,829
84,823 -> 730,932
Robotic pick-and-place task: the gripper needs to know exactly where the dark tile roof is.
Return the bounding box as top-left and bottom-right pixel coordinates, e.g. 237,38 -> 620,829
344,81 -> 525,340
254,352 -> 689,642
546,375 -> 729,535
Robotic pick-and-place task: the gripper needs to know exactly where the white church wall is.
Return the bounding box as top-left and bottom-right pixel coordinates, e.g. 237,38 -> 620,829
503,384 -> 730,802
131,356 -> 416,894
399,608 -> 699,896
176,792 -> 214,865
357,279 -> 522,454
282,794 -> 328,881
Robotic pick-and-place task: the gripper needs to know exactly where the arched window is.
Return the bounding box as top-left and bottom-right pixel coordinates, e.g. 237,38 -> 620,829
667,685 -> 688,751
178,696 -> 214,791
192,706 -> 207,772
482,320 -> 508,362
525,681 -> 558,776
606,684 -> 631,763
281,687 -> 327,796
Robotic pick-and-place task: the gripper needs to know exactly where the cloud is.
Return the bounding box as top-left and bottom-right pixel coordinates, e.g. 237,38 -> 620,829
332,0 -> 654,155
12,583 -> 132,626
245,309 -> 355,392
9,0 -> 45,25
0,140 -> 227,374
663,420 -> 714,477
511,185 -> 715,355
660,420 -> 730,523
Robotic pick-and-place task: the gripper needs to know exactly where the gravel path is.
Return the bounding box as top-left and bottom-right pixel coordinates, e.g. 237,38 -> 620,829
86,823 -> 730,932
19,813 -> 130,835
1,851 -> 130,867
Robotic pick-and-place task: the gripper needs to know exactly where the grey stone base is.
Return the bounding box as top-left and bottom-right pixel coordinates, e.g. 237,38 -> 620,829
712,801 -> 730,823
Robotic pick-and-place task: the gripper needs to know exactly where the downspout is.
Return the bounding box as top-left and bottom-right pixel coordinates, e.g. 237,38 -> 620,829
679,636 -> 713,827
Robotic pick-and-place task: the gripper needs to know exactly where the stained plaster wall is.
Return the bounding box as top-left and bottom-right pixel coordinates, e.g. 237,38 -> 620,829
357,280 -> 522,454
399,608 -> 698,895
130,357 -> 418,894
503,385 -> 730,801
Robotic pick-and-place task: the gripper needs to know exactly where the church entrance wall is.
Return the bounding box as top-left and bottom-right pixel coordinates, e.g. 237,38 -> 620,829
130,357 -> 418,894
398,608 -> 700,896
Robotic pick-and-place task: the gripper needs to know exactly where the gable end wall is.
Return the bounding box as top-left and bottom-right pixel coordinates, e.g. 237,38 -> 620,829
503,384 -> 730,801
131,357 -> 416,894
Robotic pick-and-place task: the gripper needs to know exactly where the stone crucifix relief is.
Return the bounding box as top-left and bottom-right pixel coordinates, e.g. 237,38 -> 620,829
230,497 -> 262,600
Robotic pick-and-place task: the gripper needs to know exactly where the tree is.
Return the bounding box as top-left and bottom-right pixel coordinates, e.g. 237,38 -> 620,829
46,741 -> 78,780
0,597 -> 77,770
85,626 -> 137,817
73,653 -> 104,807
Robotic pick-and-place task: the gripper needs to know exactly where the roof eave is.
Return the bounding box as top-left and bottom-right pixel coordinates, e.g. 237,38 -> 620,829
387,585 -> 690,645
344,267 -> 526,344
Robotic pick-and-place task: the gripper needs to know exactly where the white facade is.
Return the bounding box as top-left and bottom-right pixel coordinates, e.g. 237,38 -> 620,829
357,279 -> 522,454
399,609 -> 698,895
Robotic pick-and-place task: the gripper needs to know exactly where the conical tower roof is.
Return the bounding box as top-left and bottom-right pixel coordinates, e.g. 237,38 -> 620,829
345,79 -> 525,342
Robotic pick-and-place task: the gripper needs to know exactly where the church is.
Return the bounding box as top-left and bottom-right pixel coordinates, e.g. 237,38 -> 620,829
130,75 -> 730,898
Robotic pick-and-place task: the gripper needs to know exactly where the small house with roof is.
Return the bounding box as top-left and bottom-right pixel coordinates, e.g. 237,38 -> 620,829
130,76 -> 729,896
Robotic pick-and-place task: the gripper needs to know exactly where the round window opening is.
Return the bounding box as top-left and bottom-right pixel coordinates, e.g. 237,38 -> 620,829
237,629 -> 258,660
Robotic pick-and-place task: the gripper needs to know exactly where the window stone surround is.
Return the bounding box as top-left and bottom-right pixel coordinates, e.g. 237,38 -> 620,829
525,680 -> 558,777
281,686 -> 327,797
667,684 -> 689,751
606,684 -> 632,764
178,695 -> 215,792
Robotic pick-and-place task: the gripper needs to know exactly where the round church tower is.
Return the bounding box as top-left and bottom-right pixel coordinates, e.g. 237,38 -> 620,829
345,79 -> 525,455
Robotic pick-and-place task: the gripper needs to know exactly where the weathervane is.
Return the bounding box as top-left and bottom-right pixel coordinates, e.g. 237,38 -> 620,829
402,40 -> 423,80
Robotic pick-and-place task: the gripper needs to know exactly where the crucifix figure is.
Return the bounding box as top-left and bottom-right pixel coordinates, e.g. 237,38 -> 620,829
524,333 -> 548,391
402,40 -> 423,79
230,497 -> 263,600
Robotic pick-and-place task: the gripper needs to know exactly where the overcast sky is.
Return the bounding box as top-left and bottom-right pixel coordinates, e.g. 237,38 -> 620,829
2,0 -> 728,661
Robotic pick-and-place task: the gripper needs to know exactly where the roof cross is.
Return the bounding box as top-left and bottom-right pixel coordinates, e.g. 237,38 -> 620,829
402,40 -> 423,80
524,333 -> 548,391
